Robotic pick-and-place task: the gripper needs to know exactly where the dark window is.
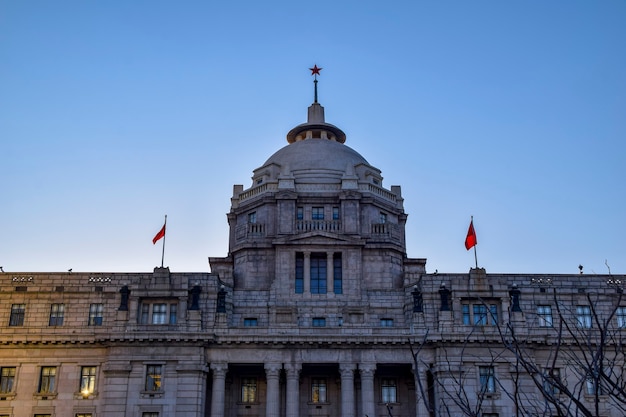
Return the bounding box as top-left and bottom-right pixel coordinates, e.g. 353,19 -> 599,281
49,304 -> 64,326
333,253 -> 342,294
479,366 -> 496,393
310,253 -> 327,294
248,212 -> 256,224
380,318 -> 394,327
295,252 -> 304,294
243,318 -> 258,327
296,207 -> 304,220
312,317 -> 326,327
381,378 -> 397,403
145,365 -> 162,392
9,304 -> 25,326
332,207 -> 340,220
312,207 -> 324,220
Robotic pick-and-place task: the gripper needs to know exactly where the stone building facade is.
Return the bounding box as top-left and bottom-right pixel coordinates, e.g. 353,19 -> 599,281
1,91 -> 624,417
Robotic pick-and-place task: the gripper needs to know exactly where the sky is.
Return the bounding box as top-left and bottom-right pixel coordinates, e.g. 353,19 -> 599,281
1,1 -> 625,275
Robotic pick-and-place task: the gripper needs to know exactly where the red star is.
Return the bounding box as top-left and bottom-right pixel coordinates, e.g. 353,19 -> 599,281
309,64 -> 322,76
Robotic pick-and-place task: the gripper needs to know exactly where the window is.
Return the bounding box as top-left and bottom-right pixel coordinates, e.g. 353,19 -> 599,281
310,253 -> 327,294
379,212 -> 387,224
295,252 -> 304,294
544,368 -> 561,395
333,253 -> 342,294
243,318 -> 258,327
311,378 -> 327,403
462,303 -> 498,326
34,415 -> 52,417
139,302 -> 178,325
576,305 -> 592,328
89,303 -> 103,326
248,212 -> 256,224
312,317 -> 326,327
49,303 -> 65,326
617,306 -> 626,328
380,318 -> 394,327
241,377 -> 257,403
381,378 -> 397,403
0,367 -> 16,393
479,366 -> 496,393
537,305 -> 553,327
586,376 -> 604,395
142,413 -> 159,417
312,207 -> 324,220
9,304 -> 25,326
38,366 -> 57,393
76,414 -> 93,417
145,365 -> 162,392
332,207 -> 340,220
80,366 -> 97,396
296,207 -> 304,220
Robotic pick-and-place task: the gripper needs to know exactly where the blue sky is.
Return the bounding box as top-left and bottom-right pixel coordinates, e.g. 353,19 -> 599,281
2,1 -> 625,274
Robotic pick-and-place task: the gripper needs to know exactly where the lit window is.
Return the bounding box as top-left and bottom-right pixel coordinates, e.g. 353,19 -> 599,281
311,378 -> 327,403
576,306 -> 592,328
479,366 -> 496,393
617,306 -> 626,328
248,212 -> 257,224
295,252 -> 304,294
241,377 -> 257,403
380,318 -> 394,327
80,366 -> 97,396
75,414 -> 93,417
0,367 -> 16,393
312,207 -> 324,220
139,302 -> 178,325
145,365 -> 162,392
243,318 -> 258,327
462,303 -> 498,326
332,207 -> 340,220
38,366 -> 57,394
312,317 -> 326,327
381,378 -> 397,403
49,304 -> 65,326
9,304 -> 25,326
537,305 -> 553,327
88,303 -> 104,326
310,253 -> 327,294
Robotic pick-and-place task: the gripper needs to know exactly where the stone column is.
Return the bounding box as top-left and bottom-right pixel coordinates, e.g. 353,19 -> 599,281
210,362 -> 228,417
304,252 -> 311,295
360,364 -> 376,417
413,363 -> 430,417
265,363 -> 282,417
339,363 -> 356,417
285,363 -> 302,417
326,251 -> 334,294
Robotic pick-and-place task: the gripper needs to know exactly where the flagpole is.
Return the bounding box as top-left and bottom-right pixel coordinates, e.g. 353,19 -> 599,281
471,216 -> 478,269
161,215 -> 167,268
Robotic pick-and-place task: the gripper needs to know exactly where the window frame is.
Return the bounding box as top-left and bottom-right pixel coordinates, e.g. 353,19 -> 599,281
88,303 -> 104,326
80,366 -> 97,396
241,377 -> 257,403
9,304 -> 25,326
478,366 -> 496,394
381,378 -> 397,403
616,306 -> 626,328
310,253 -> 327,294
311,207 -> 324,220
380,318 -> 394,327
462,301 -> 499,326
0,366 -> 16,394
576,305 -> 593,329
38,366 -> 57,394
49,303 -> 65,326
139,301 -> 178,325
537,305 -> 553,327
145,364 -> 163,392
311,378 -> 327,403
312,317 -> 326,327
243,318 -> 258,327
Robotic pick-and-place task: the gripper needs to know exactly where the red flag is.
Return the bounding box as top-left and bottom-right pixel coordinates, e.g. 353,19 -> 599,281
152,224 -> 166,244
465,220 -> 477,250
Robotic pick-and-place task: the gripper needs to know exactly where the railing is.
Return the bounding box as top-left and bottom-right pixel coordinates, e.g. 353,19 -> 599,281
236,223 -> 267,241
360,183 -> 398,202
370,223 -> 402,242
237,183 -> 278,202
296,220 -> 342,232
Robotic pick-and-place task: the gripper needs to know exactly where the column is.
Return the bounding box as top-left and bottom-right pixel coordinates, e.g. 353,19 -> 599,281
210,362 -> 228,417
339,363 -> 356,417
265,363 -> 281,417
413,363 -> 430,417
360,364 -> 376,417
285,363 -> 302,417
326,251 -> 334,294
303,252 -> 311,295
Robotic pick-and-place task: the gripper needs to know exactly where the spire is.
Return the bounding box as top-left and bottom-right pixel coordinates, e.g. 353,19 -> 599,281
309,64 -> 322,103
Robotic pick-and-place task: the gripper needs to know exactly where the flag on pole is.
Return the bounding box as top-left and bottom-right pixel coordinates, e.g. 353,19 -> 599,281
152,223 -> 166,244
465,219 -> 477,250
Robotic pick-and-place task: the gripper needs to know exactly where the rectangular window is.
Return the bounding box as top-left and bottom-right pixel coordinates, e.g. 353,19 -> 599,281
75,414 -> 93,417
241,377 -> 257,403
49,303 -> 65,326
462,303 -> 498,326
9,304 -> 25,326
296,207 -> 304,220
479,366 -> 496,393
243,318 -> 258,327
88,303 -> 104,326
80,366 -> 97,396
544,368 -> 561,395
617,306 -> 626,328
537,305 -> 553,327
473,304 -> 487,325
38,366 -> 57,393
145,365 -> 162,392
332,207 -> 340,220
0,367 -> 16,393
295,252 -> 304,294
310,253 -> 327,294
333,253 -> 342,294
380,318 -> 394,327
142,413 -> 159,417
139,302 -> 177,325
312,207 -> 324,220
577,305 -> 592,328
379,212 -> 387,224
381,378 -> 397,403
34,415 -> 52,417
153,304 -> 167,324
311,378 -> 327,403
248,212 -> 257,224
312,317 -> 326,327
462,304 -> 471,325
586,376 -> 603,395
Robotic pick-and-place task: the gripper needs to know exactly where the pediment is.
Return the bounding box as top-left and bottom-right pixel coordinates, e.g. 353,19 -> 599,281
273,231 -> 363,246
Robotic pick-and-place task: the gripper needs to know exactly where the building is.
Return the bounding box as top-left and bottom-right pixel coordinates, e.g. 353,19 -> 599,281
1,78 -> 625,417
